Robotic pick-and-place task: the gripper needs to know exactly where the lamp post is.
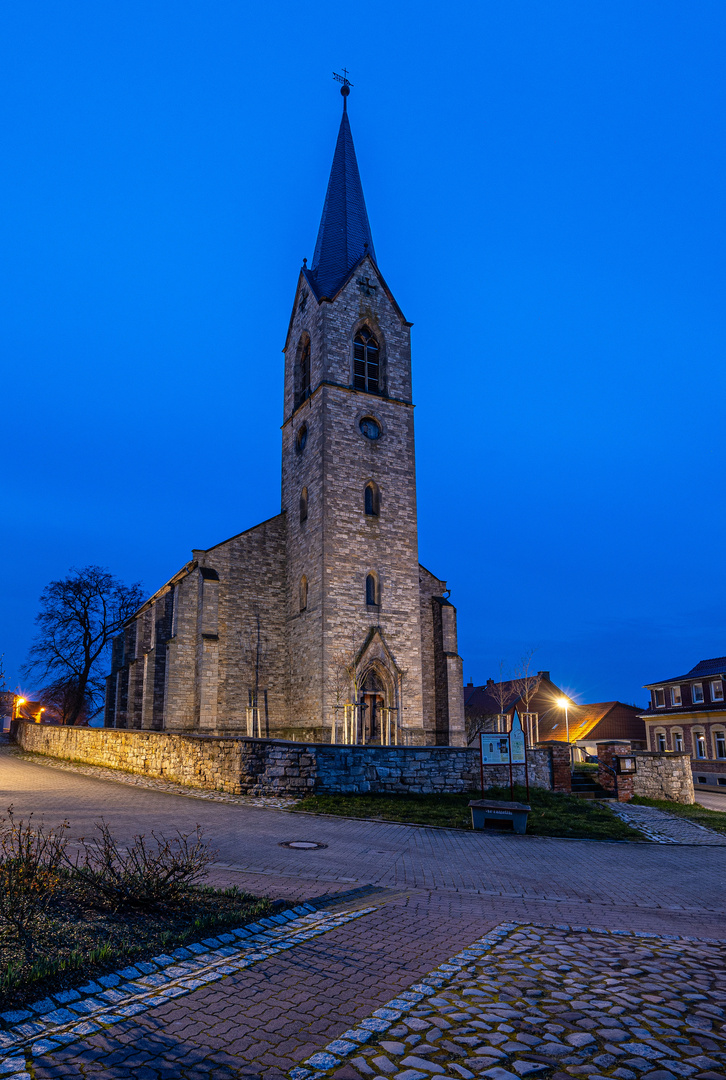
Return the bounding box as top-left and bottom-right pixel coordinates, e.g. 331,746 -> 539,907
14,697 -> 26,721
556,697 -> 571,764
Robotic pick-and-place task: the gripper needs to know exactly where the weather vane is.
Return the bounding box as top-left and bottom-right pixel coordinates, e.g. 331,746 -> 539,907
333,68 -> 353,103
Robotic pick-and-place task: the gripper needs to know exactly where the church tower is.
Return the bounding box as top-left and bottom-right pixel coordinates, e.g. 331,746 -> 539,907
105,79 -> 465,746
282,80 -> 444,743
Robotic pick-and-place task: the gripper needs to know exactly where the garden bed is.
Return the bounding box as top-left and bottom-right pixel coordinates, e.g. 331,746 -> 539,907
294,785 -> 645,841
1,880 -> 276,1009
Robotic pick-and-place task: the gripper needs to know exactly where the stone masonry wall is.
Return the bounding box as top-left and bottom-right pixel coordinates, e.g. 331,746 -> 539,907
14,723 -> 554,798
633,751 -> 695,804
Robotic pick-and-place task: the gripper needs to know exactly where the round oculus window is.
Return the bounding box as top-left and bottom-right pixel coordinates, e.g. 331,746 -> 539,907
359,417 -> 381,440
296,425 -> 308,453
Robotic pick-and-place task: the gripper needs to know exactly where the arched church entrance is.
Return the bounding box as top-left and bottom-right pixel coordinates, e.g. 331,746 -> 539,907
359,666 -> 397,744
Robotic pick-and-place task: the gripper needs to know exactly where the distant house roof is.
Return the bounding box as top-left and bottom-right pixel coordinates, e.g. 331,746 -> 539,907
464,677 -> 644,745
644,656 -> 726,688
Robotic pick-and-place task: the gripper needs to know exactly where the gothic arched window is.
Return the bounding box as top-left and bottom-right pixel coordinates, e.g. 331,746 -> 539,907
300,486 -> 308,524
364,481 -> 379,517
366,573 -> 379,607
353,328 -> 380,394
299,575 -> 308,612
296,336 -> 311,408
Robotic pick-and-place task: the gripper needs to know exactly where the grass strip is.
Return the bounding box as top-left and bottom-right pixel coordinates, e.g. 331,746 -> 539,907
631,795 -> 726,834
293,785 -> 644,841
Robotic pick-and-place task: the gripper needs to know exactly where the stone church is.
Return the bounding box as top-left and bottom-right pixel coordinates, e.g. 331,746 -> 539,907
105,84 -> 465,746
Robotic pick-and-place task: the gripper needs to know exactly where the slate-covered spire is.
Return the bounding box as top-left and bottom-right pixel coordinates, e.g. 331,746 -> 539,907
307,85 -> 376,300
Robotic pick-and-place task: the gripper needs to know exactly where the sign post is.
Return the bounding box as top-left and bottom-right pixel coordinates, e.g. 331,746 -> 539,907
509,710 -> 529,801
479,731 -> 511,798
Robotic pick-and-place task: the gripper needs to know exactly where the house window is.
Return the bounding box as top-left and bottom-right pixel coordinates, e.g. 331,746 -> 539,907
712,679 -> 724,702
695,732 -> 707,759
692,682 -> 704,704
353,328 -> 380,394
656,732 -> 666,752
718,777 -> 726,786
715,731 -> 726,759
299,575 -> 308,612
670,686 -> 682,707
299,486 -> 308,524
654,689 -> 665,708
366,573 -> 379,607
364,482 -> 380,517
674,731 -> 684,752
698,775 -> 708,784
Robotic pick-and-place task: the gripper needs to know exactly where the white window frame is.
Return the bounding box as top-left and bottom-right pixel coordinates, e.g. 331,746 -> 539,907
673,730 -> 684,752
714,731 -> 726,760
670,685 -> 682,707
692,682 -> 704,704
654,688 -> 666,708
694,730 -> 707,759
655,731 -> 667,752
711,679 -> 724,702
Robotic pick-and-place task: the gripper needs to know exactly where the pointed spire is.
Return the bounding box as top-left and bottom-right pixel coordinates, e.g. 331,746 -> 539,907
307,86 -> 376,300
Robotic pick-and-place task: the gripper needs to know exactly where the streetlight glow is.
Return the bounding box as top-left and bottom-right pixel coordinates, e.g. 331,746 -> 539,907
556,697 -> 568,708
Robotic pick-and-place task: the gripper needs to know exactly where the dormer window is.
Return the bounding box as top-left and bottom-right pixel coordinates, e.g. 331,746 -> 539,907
353,328 -> 380,394
670,686 -> 682,707
692,682 -> 704,704
712,679 -> 724,702
654,688 -> 665,708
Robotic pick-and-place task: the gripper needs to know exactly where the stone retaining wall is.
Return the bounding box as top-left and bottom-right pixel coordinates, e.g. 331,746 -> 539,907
633,751 -> 694,804
13,723 -> 554,797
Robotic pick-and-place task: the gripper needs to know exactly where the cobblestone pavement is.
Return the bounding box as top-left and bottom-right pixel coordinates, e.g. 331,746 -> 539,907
609,804 -> 726,846
2,749 -> 726,1079
289,919 -> 726,1080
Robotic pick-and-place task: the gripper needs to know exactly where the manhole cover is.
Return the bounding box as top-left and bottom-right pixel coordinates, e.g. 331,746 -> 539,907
279,840 -> 328,850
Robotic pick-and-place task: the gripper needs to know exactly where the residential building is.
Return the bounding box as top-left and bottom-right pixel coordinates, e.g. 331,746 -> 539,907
641,656 -> 726,792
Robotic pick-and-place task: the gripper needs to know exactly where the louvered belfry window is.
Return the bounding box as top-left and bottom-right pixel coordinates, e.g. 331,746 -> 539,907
353,329 -> 380,394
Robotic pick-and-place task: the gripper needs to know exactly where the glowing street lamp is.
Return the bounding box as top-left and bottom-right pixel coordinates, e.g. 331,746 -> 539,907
556,697 -> 571,760
14,697 -> 26,720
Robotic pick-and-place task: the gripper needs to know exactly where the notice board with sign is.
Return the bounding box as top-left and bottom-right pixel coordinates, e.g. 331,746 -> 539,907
478,708 -> 530,800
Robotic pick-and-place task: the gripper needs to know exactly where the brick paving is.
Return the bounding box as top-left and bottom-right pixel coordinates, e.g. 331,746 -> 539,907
2,749 -> 726,1080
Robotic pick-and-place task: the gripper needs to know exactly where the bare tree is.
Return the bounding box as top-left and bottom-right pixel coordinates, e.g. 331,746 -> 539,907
21,566 -> 143,726
466,660 -> 519,745
511,649 -> 542,746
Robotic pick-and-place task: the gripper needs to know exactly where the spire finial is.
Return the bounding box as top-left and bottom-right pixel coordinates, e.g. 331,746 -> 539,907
333,68 -> 353,110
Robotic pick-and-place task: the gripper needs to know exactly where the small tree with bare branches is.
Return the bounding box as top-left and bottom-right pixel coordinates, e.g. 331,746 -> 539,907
511,649 -> 542,747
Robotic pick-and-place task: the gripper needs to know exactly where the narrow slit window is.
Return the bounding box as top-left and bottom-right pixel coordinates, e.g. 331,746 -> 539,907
299,575 -> 308,612
353,328 -> 381,394
366,573 -> 378,606
300,486 -> 308,524
364,482 -> 379,517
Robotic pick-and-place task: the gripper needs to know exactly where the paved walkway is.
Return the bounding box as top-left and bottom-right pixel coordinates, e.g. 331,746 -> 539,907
1,749 -> 726,1080
609,803 -> 726,846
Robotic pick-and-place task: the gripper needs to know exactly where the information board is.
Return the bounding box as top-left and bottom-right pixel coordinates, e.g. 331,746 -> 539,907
479,733 -> 511,765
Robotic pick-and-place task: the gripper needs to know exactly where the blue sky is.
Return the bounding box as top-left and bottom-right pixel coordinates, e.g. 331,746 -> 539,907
1,1 -> 724,708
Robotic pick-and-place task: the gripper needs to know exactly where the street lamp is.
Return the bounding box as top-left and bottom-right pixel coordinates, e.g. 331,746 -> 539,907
14,697 -> 26,721
556,697 -> 571,762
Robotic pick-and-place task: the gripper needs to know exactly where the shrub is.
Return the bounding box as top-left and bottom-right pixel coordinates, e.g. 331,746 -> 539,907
71,822 -> 216,909
0,806 -> 70,954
